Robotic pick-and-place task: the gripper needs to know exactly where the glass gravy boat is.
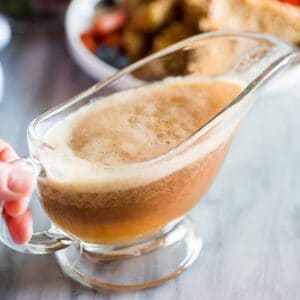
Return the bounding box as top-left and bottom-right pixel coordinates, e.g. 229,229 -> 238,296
0,31 -> 299,290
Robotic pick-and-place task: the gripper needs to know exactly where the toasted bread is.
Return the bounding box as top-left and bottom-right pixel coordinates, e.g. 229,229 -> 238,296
130,0 -> 178,33
152,22 -> 196,51
122,0 -> 146,12
200,0 -> 300,44
182,0 -> 210,28
122,27 -> 148,60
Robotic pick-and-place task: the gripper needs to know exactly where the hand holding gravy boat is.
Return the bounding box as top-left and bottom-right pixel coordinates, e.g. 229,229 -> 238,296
1,31 -> 299,290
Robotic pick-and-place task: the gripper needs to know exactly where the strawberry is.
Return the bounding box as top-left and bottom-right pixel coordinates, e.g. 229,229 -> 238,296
280,0 -> 300,6
93,10 -> 127,36
103,32 -> 122,48
80,32 -> 97,53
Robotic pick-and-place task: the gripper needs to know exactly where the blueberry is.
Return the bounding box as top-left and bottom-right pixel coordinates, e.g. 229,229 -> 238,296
97,44 -> 130,69
113,55 -> 130,69
97,44 -> 118,63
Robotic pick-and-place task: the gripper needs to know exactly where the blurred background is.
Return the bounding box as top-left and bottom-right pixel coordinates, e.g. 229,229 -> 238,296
0,1 -> 300,299
1,0 -> 300,93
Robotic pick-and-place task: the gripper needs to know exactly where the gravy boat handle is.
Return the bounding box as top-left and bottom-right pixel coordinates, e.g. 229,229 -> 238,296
0,157 -> 72,254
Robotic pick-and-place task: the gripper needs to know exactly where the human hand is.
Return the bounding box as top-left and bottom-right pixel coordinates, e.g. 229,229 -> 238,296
0,140 -> 33,244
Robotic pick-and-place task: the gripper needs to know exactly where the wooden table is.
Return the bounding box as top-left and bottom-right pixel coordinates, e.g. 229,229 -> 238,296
1,29 -> 300,300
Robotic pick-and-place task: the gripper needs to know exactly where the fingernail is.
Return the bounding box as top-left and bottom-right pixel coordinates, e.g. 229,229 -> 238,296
7,167 -> 32,194
5,199 -> 26,217
0,147 -> 10,161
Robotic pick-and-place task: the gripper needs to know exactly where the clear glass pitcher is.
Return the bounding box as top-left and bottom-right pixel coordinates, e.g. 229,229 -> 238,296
0,31 -> 299,290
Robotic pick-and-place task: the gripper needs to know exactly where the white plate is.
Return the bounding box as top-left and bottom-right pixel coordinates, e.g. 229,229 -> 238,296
0,63 -> 3,102
0,16 -> 10,102
0,15 -> 11,50
65,0 -> 118,81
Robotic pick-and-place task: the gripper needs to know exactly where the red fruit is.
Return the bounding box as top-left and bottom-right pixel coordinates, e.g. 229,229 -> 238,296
93,11 -> 127,36
280,0 -> 300,5
80,32 -> 97,53
103,32 -> 122,48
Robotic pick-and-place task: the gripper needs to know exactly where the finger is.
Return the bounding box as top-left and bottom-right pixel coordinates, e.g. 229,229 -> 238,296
4,196 -> 30,217
0,140 -> 18,162
0,163 -> 33,202
5,210 -> 33,244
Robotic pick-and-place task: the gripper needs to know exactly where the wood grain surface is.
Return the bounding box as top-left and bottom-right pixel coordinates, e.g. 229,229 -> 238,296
0,29 -> 300,300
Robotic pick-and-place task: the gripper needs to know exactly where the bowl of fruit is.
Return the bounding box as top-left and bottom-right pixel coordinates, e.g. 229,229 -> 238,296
65,0 -> 206,80
66,0 -> 300,81
66,0 -> 130,80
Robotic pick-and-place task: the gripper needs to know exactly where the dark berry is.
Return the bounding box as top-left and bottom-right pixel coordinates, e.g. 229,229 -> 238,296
97,44 -> 118,63
113,55 -> 130,69
100,0 -> 117,6
97,44 -> 130,69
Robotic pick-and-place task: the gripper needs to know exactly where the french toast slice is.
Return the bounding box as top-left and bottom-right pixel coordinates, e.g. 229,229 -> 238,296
200,0 -> 300,43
